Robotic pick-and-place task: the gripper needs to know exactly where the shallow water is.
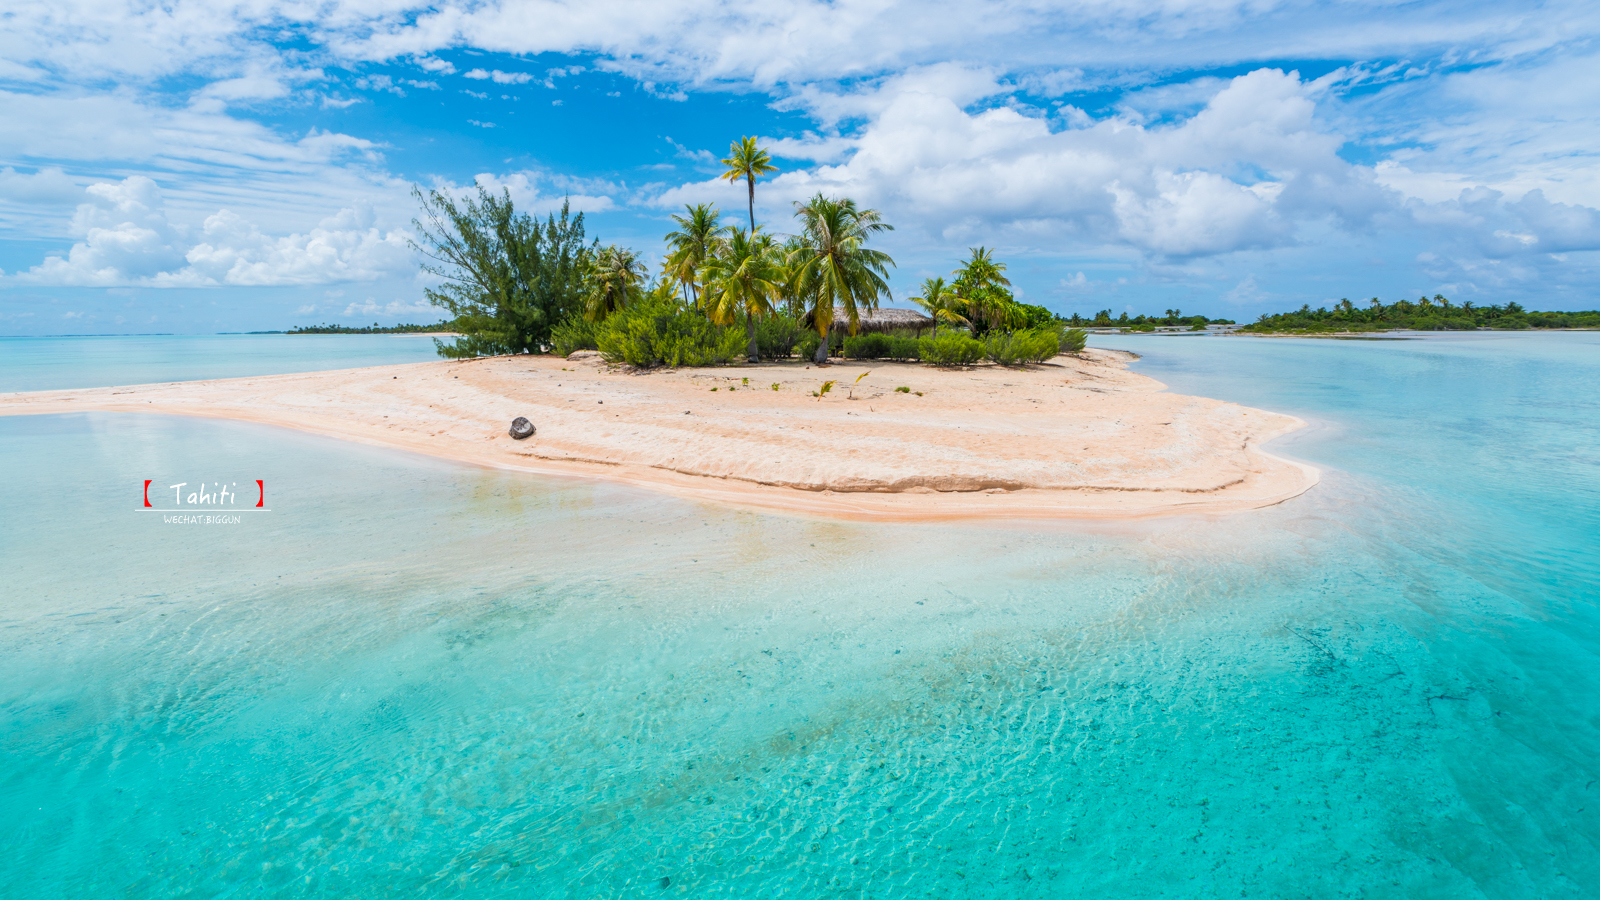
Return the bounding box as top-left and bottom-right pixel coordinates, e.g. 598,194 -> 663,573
1,333 -> 1597,897
0,334 -> 443,393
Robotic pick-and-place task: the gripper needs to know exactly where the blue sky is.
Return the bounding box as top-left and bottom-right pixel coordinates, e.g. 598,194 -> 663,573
1,0 -> 1597,334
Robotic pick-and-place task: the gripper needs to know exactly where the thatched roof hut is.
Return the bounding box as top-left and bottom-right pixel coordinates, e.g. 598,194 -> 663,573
802,306 -> 935,335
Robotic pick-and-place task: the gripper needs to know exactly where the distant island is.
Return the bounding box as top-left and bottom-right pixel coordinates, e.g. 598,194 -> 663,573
1239,297 -> 1600,333
284,321 -> 456,335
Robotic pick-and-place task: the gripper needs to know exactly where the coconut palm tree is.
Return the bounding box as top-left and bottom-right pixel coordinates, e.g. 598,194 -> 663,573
911,276 -> 967,337
701,227 -> 782,363
790,193 -> 895,364
720,137 -> 779,232
584,245 -> 645,322
953,247 -> 1015,333
663,203 -> 730,305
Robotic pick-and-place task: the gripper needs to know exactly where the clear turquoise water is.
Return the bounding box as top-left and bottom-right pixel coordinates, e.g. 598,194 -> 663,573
0,334 -> 443,393
1,333 -> 1597,897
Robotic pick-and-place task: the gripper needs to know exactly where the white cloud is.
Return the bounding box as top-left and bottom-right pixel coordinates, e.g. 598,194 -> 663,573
0,166 -> 81,204
660,69 -> 1389,259
354,74 -> 405,96
7,177 -> 415,287
459,171 -> 616,214
342,297 -> 441,318
414,56 -> 455,74
464,68 -> 534,84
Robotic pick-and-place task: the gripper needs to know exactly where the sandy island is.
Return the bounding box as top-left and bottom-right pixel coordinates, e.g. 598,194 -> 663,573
0,349 -> 1318,521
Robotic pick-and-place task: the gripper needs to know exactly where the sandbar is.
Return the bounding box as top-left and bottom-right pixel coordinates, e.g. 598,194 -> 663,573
0,349 -> 1318,521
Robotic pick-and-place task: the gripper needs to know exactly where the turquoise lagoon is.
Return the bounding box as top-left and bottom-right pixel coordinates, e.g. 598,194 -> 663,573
1,332 -> 1597,897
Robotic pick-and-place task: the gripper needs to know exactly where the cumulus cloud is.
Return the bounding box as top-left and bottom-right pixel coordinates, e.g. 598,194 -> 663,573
8,177 -> 414,287
660,68 -> 1397,259
456,171 -> 617,214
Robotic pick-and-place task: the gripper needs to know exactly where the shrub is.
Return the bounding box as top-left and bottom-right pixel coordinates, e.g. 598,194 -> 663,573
1060,327 -> 1088,352
918,333 -> 985,366
984,328 -> 1061,365
886,336 -> 920,361
756,315 -> 804,359
843,332 -> 893,359
551,316 -> 599,356
594,300 -> 745,368
797,331 -> 822,361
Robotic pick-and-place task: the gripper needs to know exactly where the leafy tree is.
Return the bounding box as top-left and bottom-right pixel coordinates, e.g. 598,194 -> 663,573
663,203 -> 730,304
771,235 -> 810,318
410,187 -> 595,357
953,247 -> 1021,333
701,227 -> 783,363
910,276 -> 968,337
789,194 -> 896,363
720,137 -> 779,232
584,245 -> 646,322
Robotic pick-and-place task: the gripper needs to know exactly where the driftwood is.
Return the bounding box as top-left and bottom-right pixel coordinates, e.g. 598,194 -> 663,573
509,417 -> 536,440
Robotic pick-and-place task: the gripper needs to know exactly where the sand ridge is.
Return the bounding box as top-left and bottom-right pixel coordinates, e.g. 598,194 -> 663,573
0,348 -> 1318,520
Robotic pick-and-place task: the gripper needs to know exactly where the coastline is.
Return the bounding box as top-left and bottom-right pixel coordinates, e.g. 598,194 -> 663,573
0,349 -> 1319,521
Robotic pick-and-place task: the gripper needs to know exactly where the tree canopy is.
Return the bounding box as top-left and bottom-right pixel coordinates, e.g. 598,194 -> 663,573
410,186 -> 595,357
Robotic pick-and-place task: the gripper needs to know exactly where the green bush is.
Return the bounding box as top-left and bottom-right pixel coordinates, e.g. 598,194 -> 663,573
983,328 -> 1060,365
843,332 -> 893,359
797,331 -> 822,361
594,300 -> 745,367
918,333 -> 985,366
756,315 -> 804,359
1060,327 -> 1088,352
887,336 -> 920,361
551,317 -> 599,356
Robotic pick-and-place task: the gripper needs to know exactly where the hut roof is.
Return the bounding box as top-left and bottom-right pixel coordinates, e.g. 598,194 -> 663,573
803,306 -> 934,333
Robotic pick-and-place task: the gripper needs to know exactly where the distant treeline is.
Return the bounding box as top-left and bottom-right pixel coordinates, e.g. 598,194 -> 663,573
1242,297 -> 1600,333
285,321 -> 454,335
1068,309 -> 1236,330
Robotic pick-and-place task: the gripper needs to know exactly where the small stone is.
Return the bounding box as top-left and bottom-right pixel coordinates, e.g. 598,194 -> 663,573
658,876 -> 671,889
509,417 -> 536,440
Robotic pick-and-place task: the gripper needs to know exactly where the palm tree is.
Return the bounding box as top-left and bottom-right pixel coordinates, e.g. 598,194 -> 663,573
701,227 -> 782,363
720,137 -> 779,232
584,245 -> 645,322
953,247 -> 1014,333
771,235 -> 809,318
663,203 -> 730,305
790,193 -> 895,364
911,276 -> 967,337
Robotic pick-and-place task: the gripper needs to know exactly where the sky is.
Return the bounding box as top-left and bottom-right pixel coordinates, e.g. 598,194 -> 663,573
1,0 -> 1597,334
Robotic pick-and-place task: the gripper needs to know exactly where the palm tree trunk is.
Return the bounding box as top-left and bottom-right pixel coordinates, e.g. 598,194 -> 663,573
747,313 -> 759,363
747,177 -> 756,232
813,326 -> 829,363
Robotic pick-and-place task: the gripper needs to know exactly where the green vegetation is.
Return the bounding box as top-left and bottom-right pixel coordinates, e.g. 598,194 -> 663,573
790,194 -> 897,363
593,298 -> 745,368
411,138 -> 1099,369
410,187 -> 595,358
286,321 -> 453,334
983,328 -> 1062,366
719,137 -> 779,232
1240,297 -> 1600,333
1065,308 -> 1235,329
918,333 -> 985,366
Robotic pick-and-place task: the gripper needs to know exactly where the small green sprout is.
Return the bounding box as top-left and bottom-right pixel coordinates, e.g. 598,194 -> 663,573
770,383 -> 780,391
895,386 -> 910,393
